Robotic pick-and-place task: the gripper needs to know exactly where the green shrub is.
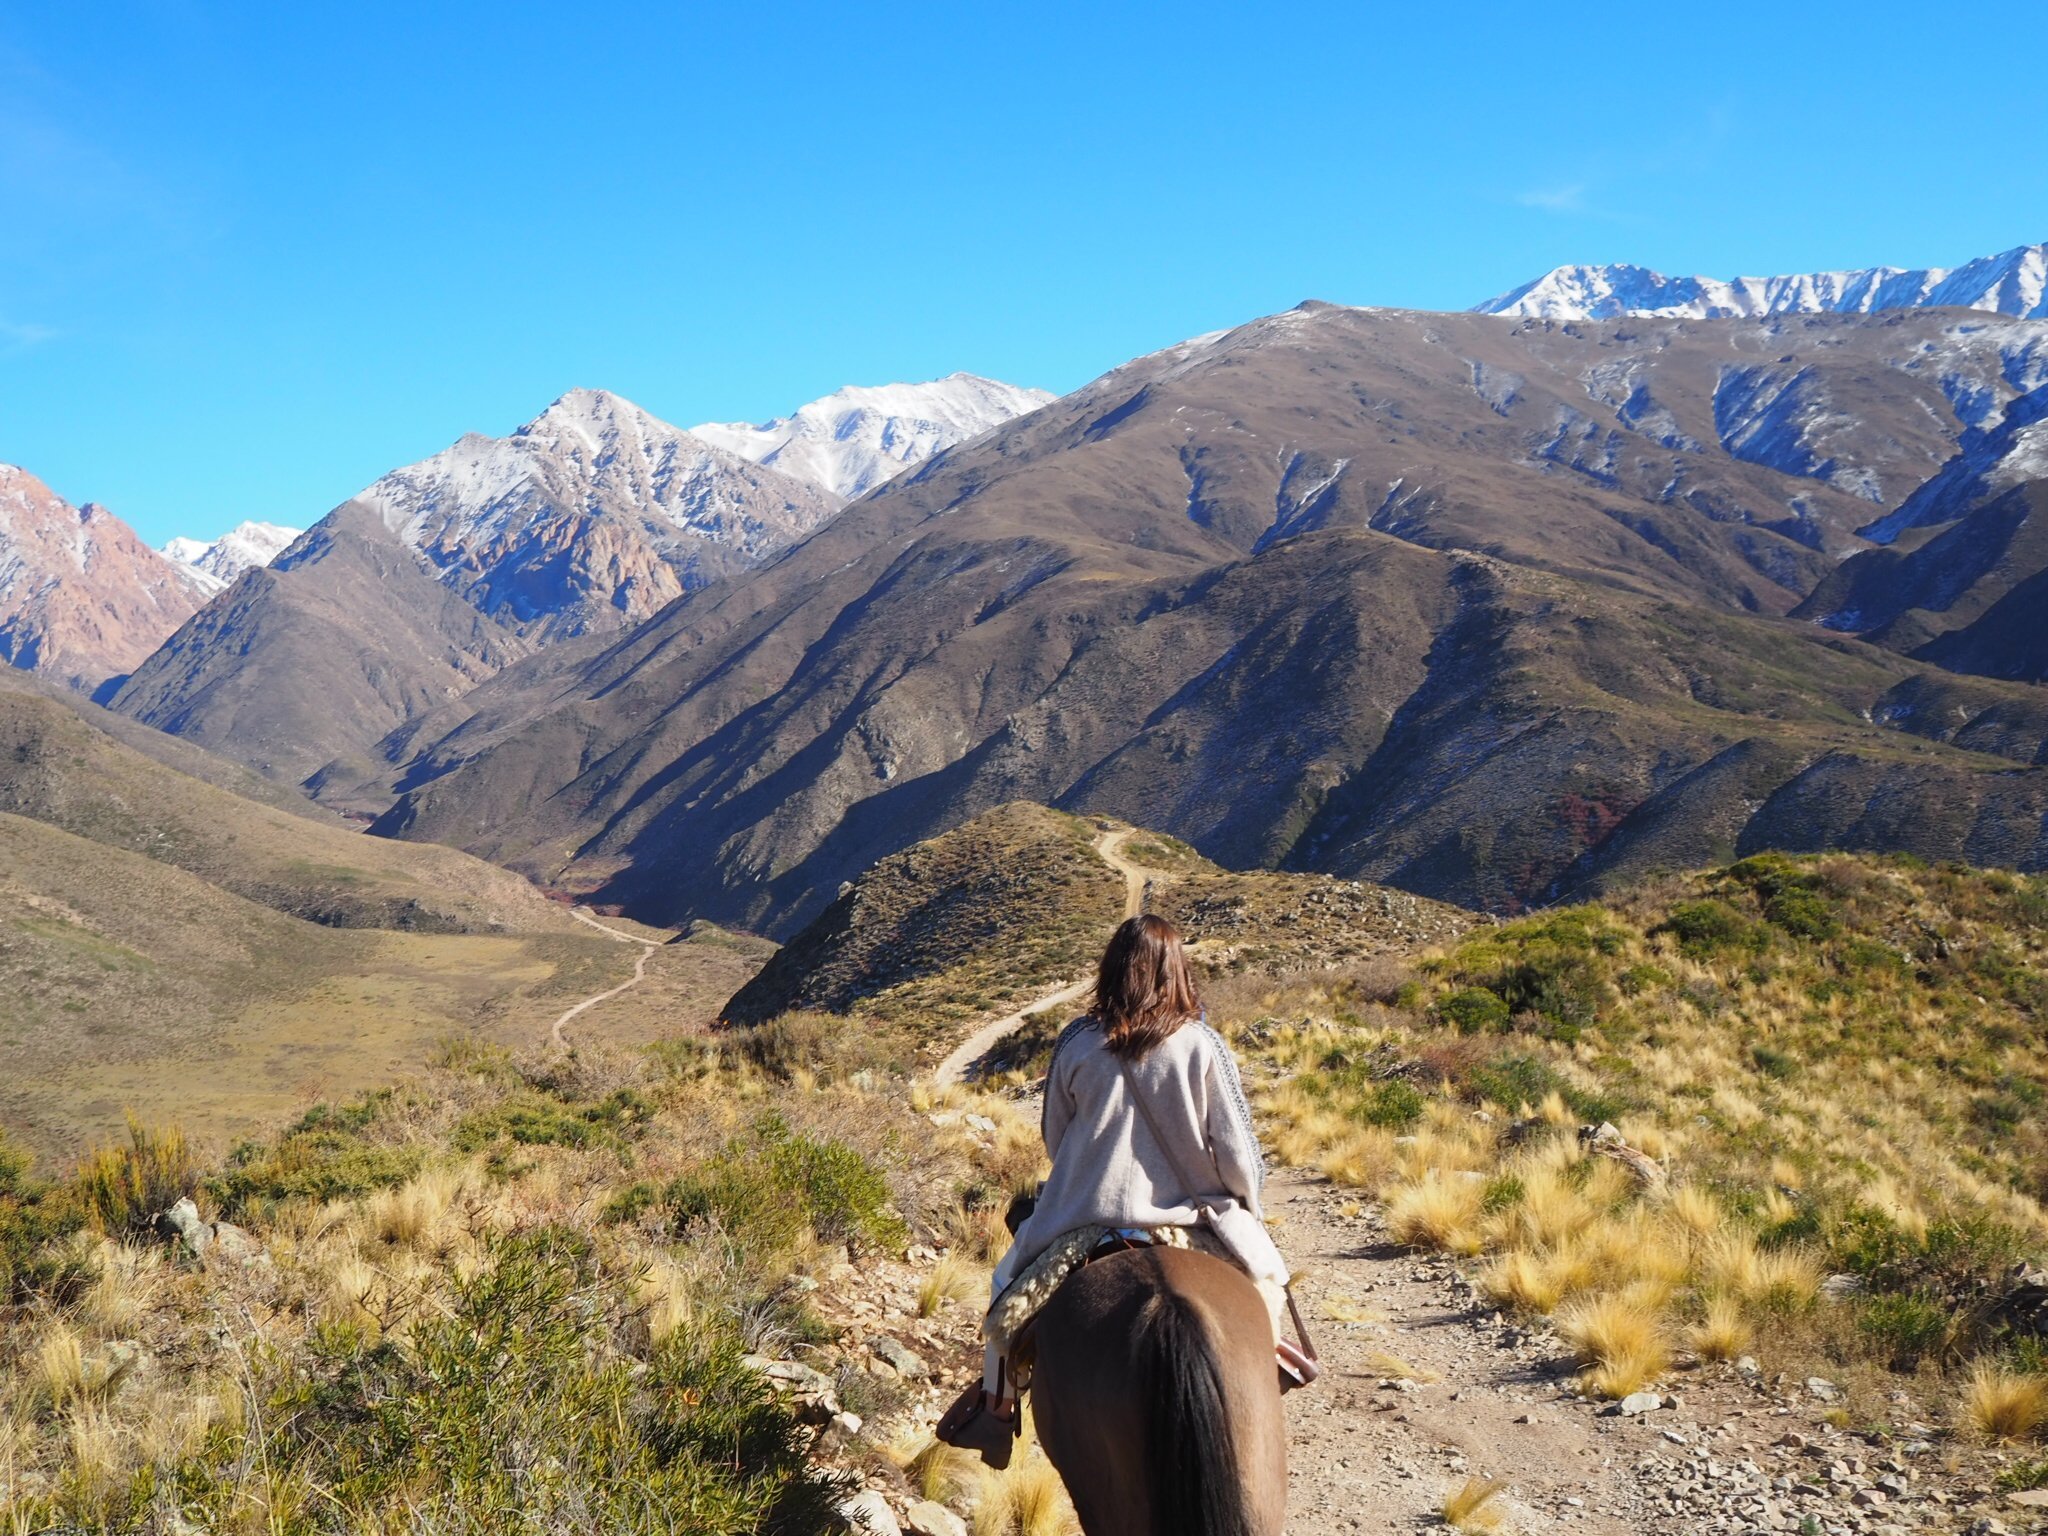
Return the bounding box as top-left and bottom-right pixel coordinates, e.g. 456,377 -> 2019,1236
2,1127 -> 89,1305
1764,886 -> 1839,941
1750,1046 -> 1797,1081
668,1114 -> 904,1256
453,1089 -> 654,1154
161,1228 -> 847,1534
1856,1291 -> 1952,1368
212,1095 -> 423,1217
1658,899 -> 1762,959
74,1115 -> 199,1235
1461,1054 -> 1563,1114
1437,988 -> 1510,1034
1349,1079 -> 1427,1130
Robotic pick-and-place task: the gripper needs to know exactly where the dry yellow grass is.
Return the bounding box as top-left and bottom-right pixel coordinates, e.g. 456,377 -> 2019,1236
1441,1474 -> 1510,1532
1960,1362 -> 2048,1443
891,1434 -> 974,1505
974,1437 -> 1076,1536
1385,1172 -> 1486,1254
1361,1349 -> 1439,1384
918,1251 -> 984,1318
1688,1295 -> 1752,1362
1557,1292 -> 1670,1399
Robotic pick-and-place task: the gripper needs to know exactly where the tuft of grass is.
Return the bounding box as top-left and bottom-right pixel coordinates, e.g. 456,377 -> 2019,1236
1961,1362 -> 2048,1443
1385,1173 -> 1486,1254
1557,1291 -> 1670,1399
917,1251 -> 983,1318
1688,1295 -> 1752,1363
894,1434 -> 974,1505
974,1436 -> 1075,1536
1361,1349 -> 1439,1384
1441,1475 -> 1509,1532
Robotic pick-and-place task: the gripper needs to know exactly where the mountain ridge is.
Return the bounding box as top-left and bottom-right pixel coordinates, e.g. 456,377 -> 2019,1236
1476,240 -> 2048,321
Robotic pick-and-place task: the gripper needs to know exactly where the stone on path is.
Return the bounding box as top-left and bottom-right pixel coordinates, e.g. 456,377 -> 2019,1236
904,1500 -> 969,1536
840,1488 -> 902,1535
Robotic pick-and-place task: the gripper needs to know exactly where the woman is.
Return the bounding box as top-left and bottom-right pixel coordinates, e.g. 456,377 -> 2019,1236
939,913 -> 1291,1465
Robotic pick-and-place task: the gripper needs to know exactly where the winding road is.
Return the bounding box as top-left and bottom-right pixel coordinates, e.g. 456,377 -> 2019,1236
931,827 -> 1152,1087
547,906 -> 661,1051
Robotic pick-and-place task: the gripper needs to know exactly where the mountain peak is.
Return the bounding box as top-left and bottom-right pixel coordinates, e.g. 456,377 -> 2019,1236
161,521 -> 304,594
1475,241 -> 2048,321
692,373 -> 1054,499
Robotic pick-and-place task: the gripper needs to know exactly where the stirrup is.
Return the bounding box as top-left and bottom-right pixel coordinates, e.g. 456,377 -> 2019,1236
1277,1338 -> 1321,1393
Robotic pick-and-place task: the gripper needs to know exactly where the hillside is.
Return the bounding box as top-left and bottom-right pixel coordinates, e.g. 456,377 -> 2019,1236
724,805 -> 1477,1070
0,658 -> 563,933
0,667 -> 777,1155
356,305 -> 2048,933
107,502 -> 535,785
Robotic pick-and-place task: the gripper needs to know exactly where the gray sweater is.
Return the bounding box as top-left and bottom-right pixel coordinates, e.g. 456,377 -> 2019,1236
990,1016 -> 1289,1299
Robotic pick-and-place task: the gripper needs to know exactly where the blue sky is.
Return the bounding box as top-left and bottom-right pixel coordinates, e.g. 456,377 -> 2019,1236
2,2 -> 2042,546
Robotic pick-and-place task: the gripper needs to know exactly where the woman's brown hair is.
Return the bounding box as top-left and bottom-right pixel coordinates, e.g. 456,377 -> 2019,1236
1093,914 -> 1201,1057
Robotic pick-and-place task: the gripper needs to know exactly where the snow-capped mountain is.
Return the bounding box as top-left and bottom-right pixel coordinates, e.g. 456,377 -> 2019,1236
1477,241 -> 2048,322
692,373 -> 1055,500
1,463 -> 208,692
352,387 -> 843,639
162,521 -> 303,595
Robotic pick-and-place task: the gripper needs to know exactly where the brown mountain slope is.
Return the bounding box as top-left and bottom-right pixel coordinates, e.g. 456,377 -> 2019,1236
0,660 -> 568,934
362,307 -> 2048,930
0,464 -> 206,693
108,502 -> 532,785
1796,480 -> 2048,682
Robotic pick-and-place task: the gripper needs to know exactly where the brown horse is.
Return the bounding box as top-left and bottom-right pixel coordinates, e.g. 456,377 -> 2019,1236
1028,1245 -> 1287,1536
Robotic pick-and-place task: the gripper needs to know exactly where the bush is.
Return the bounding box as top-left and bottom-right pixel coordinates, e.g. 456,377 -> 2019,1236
1349,1079 -> 1428,1130
668,1114 -> 905,1256
2,1128 -> 89,1305
453,1089 -> 654,1154
162,1228 -> 848,1533
1438,988 -> 1511,1034
73,1116 -> 199,1235
1461,1054 -> 1563,1114
1658,900 -> 1762,960
212,1095 -> 423,1217
1857,1291 -> 1953,1368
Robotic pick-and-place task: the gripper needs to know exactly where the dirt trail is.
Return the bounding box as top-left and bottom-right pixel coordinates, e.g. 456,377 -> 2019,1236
931,829 -> 1153,1088
1268,1164 -> 1641,1533
548,907 -> 661,1050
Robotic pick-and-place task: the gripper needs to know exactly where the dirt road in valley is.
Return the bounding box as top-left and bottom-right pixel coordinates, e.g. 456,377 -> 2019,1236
931,829 -> 1154,1088
547,907 -> 661,1050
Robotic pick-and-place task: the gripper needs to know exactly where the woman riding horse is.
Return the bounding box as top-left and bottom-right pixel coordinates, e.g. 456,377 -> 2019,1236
939,914 -> 1292,1535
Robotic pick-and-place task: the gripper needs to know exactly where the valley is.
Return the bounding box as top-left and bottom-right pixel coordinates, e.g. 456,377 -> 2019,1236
4,233 -> 2048,1534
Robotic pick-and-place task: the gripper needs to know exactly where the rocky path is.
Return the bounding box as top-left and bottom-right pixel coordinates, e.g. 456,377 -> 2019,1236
549,907 -> 661,1050
1268,1165 -> 1967,1535
931,829 -> 1153,1088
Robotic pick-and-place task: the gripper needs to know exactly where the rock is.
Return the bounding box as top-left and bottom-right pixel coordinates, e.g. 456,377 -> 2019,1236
157,1198 -> 211,1263
839,1489 -> 902,1535
208,1220 -> 267,1266
872,1336 -> 930,1380
84,1340 -> 147,1398
1818,1273 -> 1867,1300
903,1501 -> 968,1536
1610,1392 -> 1663,1417
1734,1355 -> 1761,1377
829,1410 -> 865,1439
964,1114 -> 996,1134
1805,1376 -> 1841,1402
2008,1489 -> 2048,1510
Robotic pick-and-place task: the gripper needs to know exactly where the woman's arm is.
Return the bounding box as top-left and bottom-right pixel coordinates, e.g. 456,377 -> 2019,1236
1039,1017 -> 1091,1158
1197,1023 -> 1266,1215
